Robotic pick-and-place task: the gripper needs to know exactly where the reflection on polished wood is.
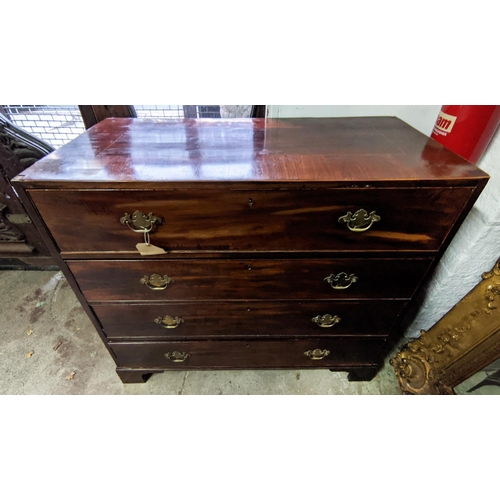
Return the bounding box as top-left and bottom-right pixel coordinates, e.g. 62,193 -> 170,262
391,259 -> 500,395
15,117 -> 487,188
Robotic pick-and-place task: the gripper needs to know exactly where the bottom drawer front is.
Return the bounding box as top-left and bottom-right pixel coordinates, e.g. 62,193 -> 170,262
94,301 -> 405,339
109,338 -> 387,369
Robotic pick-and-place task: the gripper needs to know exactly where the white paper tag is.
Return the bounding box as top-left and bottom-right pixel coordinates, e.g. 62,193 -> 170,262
136,243 -> 166,255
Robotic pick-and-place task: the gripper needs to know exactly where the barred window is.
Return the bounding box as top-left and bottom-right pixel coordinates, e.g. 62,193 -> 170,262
0,105 -> 85,149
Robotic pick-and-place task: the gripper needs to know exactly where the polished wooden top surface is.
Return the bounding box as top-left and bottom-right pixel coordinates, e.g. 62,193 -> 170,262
15,117 -> 488,187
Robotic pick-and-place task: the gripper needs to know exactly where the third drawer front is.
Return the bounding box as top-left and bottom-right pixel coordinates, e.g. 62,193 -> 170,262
69,258 -> 432,302
92,300 -> 406,339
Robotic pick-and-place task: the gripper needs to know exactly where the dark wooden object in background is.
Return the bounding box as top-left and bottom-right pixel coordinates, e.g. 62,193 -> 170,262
0,114 -> 57,269
13,117 -> 489,383
78,105 -> 137,129
251,105 -> 266,118
182,106 -> 197,119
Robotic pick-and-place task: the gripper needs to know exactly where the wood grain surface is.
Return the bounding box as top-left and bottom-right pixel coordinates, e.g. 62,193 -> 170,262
68,258 -> 432,302
93,300 -> 406,340
14,117 -> 487,188
30,187 -> 473,252
109,337 -> 387,369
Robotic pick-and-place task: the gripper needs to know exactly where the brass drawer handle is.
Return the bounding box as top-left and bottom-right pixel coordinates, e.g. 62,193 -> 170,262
120,210 -> 163,233
155,315 -> 184,329
165,351 -> 189,362
324,272 -> 358,290
141,273 -> 174,290
304,349 -> 330,360
312,314 -> 341,328
338,209 -> 380,232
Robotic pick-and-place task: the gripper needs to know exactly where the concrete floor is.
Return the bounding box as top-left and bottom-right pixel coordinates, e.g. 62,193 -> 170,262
0,270 -> 404,395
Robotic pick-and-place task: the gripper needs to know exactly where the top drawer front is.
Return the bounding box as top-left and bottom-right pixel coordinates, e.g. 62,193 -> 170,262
29,187 -> 473,253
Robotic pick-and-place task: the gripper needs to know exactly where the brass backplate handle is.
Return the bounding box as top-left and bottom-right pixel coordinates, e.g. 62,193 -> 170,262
324,272 -> 358,290
120,210 -> 163,233
312,314 -> 341,328
165,351 -> 189,362
338,209 -> 380,232
141,273 -> 174,290
304,349 -> 330,360
155,315 -> 184,329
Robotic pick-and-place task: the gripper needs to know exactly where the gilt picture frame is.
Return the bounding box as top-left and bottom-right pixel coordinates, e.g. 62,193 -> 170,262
391,258 -> 500,395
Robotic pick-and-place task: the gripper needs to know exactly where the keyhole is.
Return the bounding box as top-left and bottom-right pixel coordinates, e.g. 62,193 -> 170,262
248,198 -> 253,207
247,264 -> 252,271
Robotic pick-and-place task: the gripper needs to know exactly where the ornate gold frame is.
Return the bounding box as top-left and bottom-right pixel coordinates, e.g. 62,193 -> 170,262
390,259 -> 500,395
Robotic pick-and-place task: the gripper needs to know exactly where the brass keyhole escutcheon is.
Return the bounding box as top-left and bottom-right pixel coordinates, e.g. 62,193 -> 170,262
312,314 -> 341,328
338,209 -> 380,232
120,210 -> 163,233
140,274 -> 174,290
324,272 -> 358,290
155,315 -> 184,329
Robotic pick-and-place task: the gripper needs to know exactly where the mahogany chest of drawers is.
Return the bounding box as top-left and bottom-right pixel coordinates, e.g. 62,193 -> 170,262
13,117 -> 489,384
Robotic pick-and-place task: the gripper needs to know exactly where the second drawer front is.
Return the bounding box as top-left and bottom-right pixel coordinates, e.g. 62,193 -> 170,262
69,258 -> 432,302
93,300 -> 406,339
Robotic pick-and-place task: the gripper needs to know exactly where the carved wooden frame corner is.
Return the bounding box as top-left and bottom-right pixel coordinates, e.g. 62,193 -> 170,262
390,258 -> 500,395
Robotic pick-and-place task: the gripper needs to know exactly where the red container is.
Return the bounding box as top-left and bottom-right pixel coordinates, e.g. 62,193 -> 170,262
431,105 -> 500,164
